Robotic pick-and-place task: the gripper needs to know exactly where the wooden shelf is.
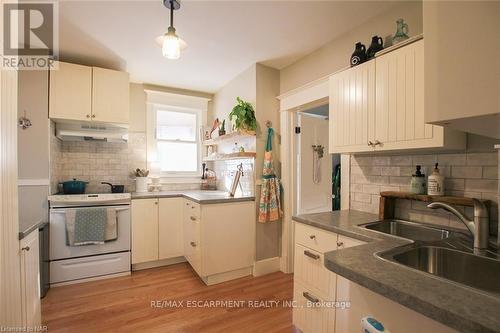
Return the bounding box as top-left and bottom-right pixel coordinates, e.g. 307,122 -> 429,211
379,191 -> 490,219
203,152 -> 256,162
203,131 -> 256,146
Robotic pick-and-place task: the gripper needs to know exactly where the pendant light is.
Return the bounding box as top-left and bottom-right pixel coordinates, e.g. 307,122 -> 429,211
159,0 -> 186,60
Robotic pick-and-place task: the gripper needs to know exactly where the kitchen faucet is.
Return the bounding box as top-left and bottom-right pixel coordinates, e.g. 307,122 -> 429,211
427,199 -> 489,251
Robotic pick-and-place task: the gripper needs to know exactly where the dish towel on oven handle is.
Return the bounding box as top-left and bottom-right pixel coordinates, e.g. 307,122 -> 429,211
66,208 -> 118,246
258,127 -> 283,223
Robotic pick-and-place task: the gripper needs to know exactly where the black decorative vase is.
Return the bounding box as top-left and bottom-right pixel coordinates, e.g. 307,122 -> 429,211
367,36 -> 384,59
350,42 -> 367,67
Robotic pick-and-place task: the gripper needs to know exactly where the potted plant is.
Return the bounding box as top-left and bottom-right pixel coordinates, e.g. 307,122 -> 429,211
218,119 -> 226,136
229,97 -> 257,133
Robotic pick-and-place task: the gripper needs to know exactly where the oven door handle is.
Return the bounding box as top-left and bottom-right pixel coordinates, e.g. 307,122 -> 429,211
51,207 -> 130,214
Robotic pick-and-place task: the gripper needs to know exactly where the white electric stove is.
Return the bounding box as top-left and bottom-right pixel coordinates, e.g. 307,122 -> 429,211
48,193 -> 131,285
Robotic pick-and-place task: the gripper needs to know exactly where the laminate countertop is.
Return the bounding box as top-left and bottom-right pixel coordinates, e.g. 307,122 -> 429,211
19,219 -> 48,240
131,190 -> 255,204
293,210 -> 500,333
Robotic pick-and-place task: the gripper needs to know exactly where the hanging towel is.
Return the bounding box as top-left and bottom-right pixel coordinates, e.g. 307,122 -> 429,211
258,127 -> 282,223
65,208 -> 117,246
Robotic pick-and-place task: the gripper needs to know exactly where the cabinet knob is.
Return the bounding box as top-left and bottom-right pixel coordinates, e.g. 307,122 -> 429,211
337,241 -> 344,248
154,201 -> 158,205
190,216 -> 196,221
21,246 -> 30,251
367,141 -> 374,147
190,241 -> 197,247
373,140 -> 381,146
309,235 -> 316,240
86,114 -> 90,118
91,114 -> 96,118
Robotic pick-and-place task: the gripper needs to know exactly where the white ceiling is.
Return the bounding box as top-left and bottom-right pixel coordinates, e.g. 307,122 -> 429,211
59,0 -> 399,93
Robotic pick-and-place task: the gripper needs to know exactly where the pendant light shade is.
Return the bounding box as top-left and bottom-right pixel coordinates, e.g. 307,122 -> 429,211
159,0 -> 185,60
162,27 -> 181,59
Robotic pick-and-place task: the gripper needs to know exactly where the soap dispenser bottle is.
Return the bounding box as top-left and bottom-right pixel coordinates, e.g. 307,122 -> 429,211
427,163 -> 445,196
410,165 -> 426,194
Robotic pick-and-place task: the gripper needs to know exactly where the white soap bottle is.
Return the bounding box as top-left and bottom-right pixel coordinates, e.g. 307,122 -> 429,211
427,163 -> 445,196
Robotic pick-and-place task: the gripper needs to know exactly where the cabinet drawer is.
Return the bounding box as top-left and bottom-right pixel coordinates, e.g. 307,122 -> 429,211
295,222 -> 338,253
294,244 -> 336,301
184,199 -> 201,220
293,282 -> 335,333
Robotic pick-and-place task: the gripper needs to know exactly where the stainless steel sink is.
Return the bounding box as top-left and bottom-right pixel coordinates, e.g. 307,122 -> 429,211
380,245 -> 500,295
361,220 -> 452,242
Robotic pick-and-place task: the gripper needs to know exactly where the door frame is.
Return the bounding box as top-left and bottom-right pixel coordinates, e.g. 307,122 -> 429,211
277,76 -> 350,274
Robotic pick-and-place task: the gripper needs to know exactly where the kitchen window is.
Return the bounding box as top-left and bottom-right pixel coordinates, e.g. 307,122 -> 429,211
146,90 -> 210,179
155,107 -> 200,174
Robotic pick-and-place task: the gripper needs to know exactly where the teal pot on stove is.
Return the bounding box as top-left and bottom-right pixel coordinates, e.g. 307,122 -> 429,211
59,179 -> 88,194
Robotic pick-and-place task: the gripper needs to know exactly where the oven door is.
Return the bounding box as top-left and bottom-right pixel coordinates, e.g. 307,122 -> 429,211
49,205 -> 131,261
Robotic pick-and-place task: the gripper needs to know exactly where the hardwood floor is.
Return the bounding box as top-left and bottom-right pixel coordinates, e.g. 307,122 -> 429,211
42,263 -> 295,332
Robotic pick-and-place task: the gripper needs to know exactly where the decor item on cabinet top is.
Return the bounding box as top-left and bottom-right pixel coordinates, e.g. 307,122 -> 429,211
427,163 -> 445,196
409,165 -> 426,195
219,119 -> 226,136
350,42 -> 367,67
392,18 -> 409,45
258,126 -> 282,223
133,168 -> 149,193
229,97 -> 257,133
367,35 -> 384,59
201,169 -> 217,190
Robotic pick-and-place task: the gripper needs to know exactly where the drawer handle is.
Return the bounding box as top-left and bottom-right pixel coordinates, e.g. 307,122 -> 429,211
303,250 -> 320,260
337,241 -> 344,248
302,291 -> 320,304
21,246 -> 30,252
190,216 -> 197,221
309,235 -> 316,240
373,140 -> 381,146
367,141 -> 374,147
190,241 -> 197,247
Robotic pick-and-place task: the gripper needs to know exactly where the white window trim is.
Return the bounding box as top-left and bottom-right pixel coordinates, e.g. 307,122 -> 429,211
145,90 -> 210,179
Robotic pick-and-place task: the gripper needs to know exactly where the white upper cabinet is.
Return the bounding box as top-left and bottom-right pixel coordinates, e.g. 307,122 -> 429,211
329,39 -> 465,154
49,62 -> 92,122
92,67 -> 130,124
49,62 -> 129,125
424,1 -> 500,139
329,61 -> 376,154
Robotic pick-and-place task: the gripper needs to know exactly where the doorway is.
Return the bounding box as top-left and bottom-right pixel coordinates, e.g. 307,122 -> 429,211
295,104 -> 341,215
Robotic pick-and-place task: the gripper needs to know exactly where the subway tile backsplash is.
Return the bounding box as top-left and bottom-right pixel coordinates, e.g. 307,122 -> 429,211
350,151 -> 499,233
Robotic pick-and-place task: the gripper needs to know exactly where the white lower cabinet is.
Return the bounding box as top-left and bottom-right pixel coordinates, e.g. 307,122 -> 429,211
20,230 -> 41,328
183,199 -> 255,285
293,222 -> 458,333
335,276 -> 458,333
293,222 -> 365,333
131,197 -> 184,265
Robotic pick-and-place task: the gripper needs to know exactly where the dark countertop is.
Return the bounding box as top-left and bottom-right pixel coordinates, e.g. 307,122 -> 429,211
293,210 -> 500,333
19,219 -> 48,240
131,190 -> 255,204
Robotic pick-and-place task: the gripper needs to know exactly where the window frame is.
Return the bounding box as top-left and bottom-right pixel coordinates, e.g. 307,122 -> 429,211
151,104 -> 202,177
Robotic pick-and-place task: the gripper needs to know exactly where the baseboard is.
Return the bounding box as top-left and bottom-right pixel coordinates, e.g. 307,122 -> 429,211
202,267 -> 253,285
253,257 -> 281,276
132,256 -> 186,271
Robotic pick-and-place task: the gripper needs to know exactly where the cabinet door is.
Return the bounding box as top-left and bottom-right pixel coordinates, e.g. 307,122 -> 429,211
374,40 -> 442,150
293,282 -> 335,333
329,61 -> 376,154
20,230 -> 41,327
158,197 -> 184,259
92,67 -> 130,124
131,199 -> 158,264
335,276 -> 457,333
49,62 -> 92,121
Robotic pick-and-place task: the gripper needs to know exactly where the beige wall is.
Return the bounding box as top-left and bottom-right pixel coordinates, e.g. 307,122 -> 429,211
211,63 -> 282,261
280,1 -> 423,94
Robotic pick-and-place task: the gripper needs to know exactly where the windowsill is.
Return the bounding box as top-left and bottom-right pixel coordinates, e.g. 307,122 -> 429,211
158,177 -> 203,184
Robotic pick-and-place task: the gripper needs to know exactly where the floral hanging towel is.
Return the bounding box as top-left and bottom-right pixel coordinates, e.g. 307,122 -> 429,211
258,127 -> 282,223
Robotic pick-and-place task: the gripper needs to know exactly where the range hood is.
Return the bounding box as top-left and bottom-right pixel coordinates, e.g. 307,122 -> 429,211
55,123 -> 129,142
